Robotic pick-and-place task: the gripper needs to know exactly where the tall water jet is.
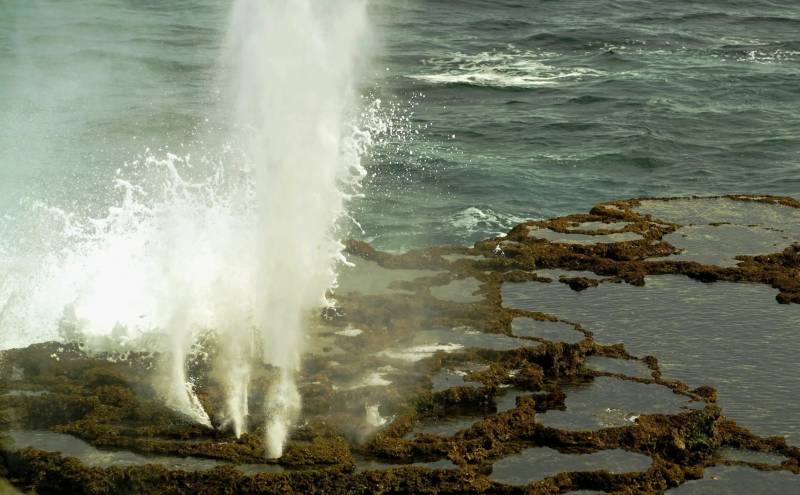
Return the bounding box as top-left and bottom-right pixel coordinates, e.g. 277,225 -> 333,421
0,0 -> 372,460
227,0 -> 369,457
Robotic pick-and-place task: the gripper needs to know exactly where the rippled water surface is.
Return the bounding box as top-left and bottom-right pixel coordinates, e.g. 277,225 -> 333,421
666,465 -> 800,493
502,276 -> 800,442
1,1 -> 799,250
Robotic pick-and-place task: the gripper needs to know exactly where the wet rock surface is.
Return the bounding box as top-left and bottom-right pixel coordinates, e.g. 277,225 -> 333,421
1,195 -> 799,494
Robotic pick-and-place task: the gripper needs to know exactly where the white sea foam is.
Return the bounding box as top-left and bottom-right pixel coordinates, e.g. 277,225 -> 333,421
335,326 -> 364,337
365,404 -> 390,428
448,206 -> 524,237
735,49 -> 800,64
409,48 -> 603,88
380,343 -> 464,363
349,372 -> 392,389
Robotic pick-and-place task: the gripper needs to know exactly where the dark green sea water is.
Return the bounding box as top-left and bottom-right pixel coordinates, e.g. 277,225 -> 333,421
363,0 -> 800,248
1,0 -> 798,251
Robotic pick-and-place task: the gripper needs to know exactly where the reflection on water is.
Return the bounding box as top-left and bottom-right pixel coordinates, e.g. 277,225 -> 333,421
502,275 -> 800,442
511,317 -> 584,344
538,377 -> 699,431
381,327 -> 540,363
635,198 -> 800,238
336,258 -> 445,296
490,447 -> 652,485
657,224 -> 794,267
716,447 -> 788,466
528,227 -> 643,244
584,356 -> 652,379
404,412 -> 487,439
665,465 -> 800,494
430,278 -> 484,303
431,364 -> 486,392
6,430 -> 225,471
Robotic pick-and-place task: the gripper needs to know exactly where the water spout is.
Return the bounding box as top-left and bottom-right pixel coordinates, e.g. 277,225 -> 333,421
227,0 -> 369,456
0,0 -> 371,459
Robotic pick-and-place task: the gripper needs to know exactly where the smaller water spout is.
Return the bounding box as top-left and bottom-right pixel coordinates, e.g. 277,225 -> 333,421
163,345 -> 212,427
264,368 -> 302,459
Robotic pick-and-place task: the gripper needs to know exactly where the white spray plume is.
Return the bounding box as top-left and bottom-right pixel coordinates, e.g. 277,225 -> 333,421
0,0 -> 373,459
227,0 -> 370,457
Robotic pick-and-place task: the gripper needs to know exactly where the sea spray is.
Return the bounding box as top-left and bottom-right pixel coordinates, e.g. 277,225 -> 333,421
0,0 -> 373,459
226,0 -> 369,456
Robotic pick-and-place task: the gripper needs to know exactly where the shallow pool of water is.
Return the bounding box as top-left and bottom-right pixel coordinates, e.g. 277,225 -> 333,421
5,430 -> 226,471
665,465 -> 800,494
511,317 -> 584,344
431,364 -> 485,392
635,198 -> 800,239
404,414 -> 485,439
336,257 -> 445,296
567,221 -> 632,232
656,224 -> 793,267
583,356 -> 653,379
490,447 -> 652,485
502,275 -> 800,442
430,278 -> 484,303
538,377 -> 699,431
528,227 -> 643,244
382,327 -> 540,363
716,447 -> 788,466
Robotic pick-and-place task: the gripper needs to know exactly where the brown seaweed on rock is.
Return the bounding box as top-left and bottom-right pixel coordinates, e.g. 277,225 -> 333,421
1,195 -> 799,494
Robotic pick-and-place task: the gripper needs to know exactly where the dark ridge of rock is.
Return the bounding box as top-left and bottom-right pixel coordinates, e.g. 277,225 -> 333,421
559,276 -> 599,291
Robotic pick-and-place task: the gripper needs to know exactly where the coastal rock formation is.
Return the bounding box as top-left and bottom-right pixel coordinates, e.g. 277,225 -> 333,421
1,196 -> 798,494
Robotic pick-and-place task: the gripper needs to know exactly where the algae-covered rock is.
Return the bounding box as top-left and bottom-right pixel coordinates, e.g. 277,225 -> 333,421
2,196 -> 799,494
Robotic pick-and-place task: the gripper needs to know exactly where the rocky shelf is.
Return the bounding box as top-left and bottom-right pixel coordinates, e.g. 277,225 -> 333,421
1,195 -> 798,494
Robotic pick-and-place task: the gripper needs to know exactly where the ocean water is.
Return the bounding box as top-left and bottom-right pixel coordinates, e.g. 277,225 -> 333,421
363,0 -> 800,248
1,0 -> 799,251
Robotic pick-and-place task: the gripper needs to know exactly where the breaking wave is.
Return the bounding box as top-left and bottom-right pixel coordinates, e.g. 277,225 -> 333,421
408,47 -> 603,88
